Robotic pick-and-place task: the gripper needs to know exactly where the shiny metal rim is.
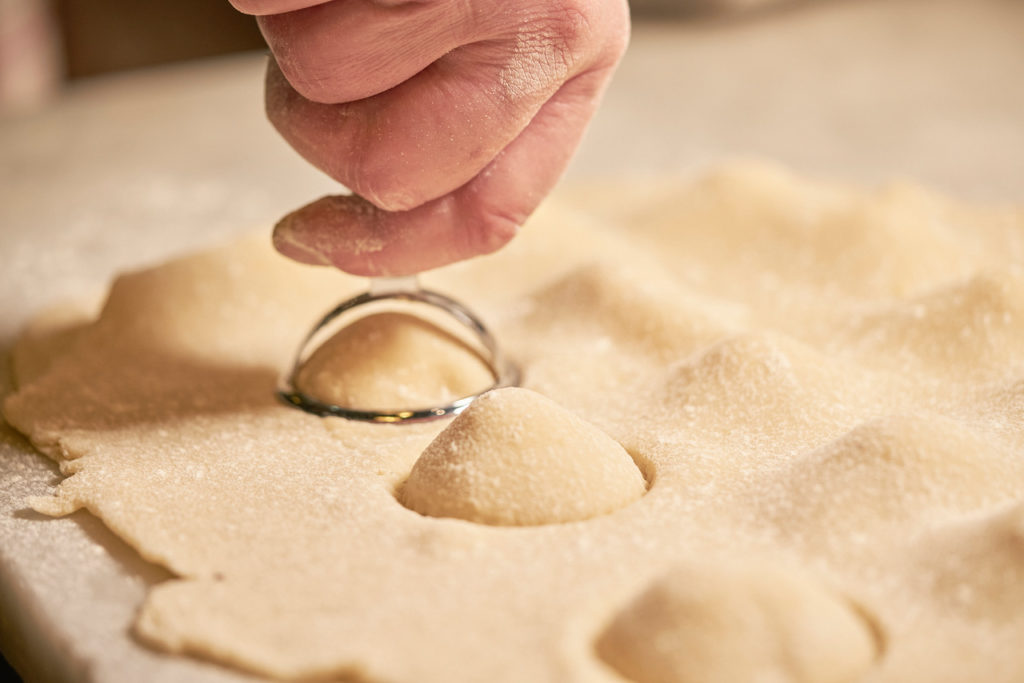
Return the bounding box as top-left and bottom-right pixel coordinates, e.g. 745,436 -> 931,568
278,288 -> 520,423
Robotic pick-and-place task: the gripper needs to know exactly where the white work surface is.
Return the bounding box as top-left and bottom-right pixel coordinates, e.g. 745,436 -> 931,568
2,0 -> 1023,681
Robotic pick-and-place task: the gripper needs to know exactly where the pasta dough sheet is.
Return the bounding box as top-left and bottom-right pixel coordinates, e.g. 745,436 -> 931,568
5,163 -> 1024,682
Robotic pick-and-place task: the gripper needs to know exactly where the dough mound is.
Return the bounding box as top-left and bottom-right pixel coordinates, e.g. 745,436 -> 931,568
764,415 -> 1024,547
912,501 -> 1024,623
845,269 -> 1024,380
622,166 -> 976,299
294,312 -> 494,412
595,561 -> 879,683
524,262 -> 738,360
398,387 -> 646,526
658,333 -> 875,445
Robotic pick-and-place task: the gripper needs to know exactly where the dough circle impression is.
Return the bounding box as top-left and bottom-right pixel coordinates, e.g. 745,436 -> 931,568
595,561 -> 879,683
294,311 -> 495,413
4,163 -> 1024,683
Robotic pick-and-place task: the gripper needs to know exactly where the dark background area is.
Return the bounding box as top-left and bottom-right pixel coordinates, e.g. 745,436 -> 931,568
1,0 -> 791,116
49,0 -> 759,80
2,652 -> 21,683
54,0 -> 266,79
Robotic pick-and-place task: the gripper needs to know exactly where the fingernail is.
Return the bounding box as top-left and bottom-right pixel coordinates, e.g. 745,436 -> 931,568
272,215 -> 332,266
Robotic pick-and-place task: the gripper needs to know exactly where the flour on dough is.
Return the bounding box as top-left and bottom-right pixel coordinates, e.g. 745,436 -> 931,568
5,162 -> 1024,683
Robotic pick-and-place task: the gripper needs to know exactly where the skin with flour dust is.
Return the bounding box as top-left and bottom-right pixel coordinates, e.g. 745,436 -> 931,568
229,0 -> 631,276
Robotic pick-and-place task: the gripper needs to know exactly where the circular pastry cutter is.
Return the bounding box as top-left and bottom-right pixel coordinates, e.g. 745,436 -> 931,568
279,276 -> 520,423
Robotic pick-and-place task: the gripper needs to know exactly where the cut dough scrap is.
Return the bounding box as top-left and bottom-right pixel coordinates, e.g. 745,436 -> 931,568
399,387 -> 646,526
294,312 -> 495,412
595,560 -> 879,683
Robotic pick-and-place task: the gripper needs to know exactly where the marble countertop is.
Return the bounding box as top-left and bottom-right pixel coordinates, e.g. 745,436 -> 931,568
2,0 -> 1023,680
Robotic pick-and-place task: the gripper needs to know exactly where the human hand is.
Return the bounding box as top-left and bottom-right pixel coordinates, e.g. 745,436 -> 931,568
230,0 -> 629,276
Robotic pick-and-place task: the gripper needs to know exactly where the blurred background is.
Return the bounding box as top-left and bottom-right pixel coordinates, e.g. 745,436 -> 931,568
0,0 -> 804,113
1,0 -> 262,111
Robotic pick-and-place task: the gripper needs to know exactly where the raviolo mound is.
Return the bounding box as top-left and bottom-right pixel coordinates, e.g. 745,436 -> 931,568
596,561 -> 879,683
399,388 -> 647,526
294,312 -> 494,413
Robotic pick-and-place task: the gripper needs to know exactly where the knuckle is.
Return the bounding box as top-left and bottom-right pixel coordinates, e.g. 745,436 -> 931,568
601,1 -> 631,63
260,16 -> 354,103
349,157 -> 423,212
544,0 -> 629,68
535,2 -> 591,74
549,1 -> 591,50
464,201 -> 522,257
273,52 -> 340,103
497,4 -> 589,100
